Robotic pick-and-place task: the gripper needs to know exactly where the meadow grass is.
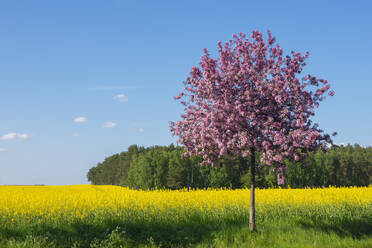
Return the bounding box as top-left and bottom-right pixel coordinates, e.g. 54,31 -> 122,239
0,185 -> 371,247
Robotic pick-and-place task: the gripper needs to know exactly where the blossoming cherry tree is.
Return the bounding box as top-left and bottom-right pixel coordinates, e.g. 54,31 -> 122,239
170,30 -> 335,231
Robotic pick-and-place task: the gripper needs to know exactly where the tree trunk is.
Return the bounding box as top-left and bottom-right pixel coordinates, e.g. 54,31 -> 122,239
249,147 -> 256,231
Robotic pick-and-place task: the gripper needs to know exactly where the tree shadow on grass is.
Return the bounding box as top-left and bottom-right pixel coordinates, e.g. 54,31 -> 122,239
0,217 -> 249,247
0,227 -> 25,240
297,216 -> 372,239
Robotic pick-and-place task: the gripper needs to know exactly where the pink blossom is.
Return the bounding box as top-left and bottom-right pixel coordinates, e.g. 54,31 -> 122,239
170,30 -> 334,185
277,173 -> 285,185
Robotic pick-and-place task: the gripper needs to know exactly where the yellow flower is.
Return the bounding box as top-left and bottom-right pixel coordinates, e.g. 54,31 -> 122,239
0,185 -> 371,225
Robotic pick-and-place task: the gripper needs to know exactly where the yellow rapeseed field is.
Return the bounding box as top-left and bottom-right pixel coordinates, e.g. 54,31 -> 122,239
1,185 -> 371,226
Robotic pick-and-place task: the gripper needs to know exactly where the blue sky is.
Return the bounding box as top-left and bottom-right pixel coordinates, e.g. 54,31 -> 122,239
0,1 -> 371,185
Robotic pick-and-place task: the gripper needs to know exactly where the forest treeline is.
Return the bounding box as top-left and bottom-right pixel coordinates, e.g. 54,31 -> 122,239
87,144 -> 372,189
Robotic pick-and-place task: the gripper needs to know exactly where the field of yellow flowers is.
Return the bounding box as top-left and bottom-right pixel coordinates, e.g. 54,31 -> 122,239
1,185 -> 372,247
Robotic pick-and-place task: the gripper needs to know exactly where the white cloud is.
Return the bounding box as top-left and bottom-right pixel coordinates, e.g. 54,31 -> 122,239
17,133 -> 29,140
72,133 -> 81,137
138,128 -> 144,133
0,147 -> 7,152
114,94 -> 128,102
1,133 -> 29,141
1,133 -> 17,140
103,122 -> 117,128
74,117 -> 87,123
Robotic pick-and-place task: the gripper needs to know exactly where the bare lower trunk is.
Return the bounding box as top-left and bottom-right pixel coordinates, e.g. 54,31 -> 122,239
249,147 -> 256,231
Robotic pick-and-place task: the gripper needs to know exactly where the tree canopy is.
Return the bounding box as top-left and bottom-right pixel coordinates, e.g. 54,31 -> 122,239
170,30 -> 335,182
87,144 -> 372,189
